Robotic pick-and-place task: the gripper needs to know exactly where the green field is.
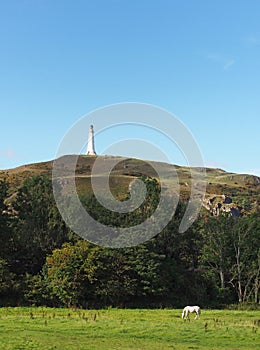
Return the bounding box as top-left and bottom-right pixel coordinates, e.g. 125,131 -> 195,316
0,308 -> 259,349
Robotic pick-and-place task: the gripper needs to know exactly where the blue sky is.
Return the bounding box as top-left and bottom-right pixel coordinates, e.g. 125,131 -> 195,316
0,0 -> 259,175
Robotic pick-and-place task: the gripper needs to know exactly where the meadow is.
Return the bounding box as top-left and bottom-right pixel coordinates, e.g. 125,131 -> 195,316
0,307 -> 259,349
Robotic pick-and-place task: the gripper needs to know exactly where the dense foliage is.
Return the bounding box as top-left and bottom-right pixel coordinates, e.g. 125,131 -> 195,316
0,175 -> 259,307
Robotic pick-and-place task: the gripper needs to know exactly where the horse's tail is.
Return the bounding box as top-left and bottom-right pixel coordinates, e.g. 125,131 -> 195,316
181,308 -> 185,319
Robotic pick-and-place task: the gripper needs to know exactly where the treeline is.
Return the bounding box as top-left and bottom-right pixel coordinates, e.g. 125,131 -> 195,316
0,175 -> 259,308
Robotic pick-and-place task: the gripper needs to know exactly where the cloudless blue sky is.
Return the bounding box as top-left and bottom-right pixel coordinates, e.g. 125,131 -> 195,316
0,0 -> 259,175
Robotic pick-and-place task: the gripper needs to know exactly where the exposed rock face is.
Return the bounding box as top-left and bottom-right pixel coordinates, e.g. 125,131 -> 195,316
222,195 -> 232,204
254,176 -> 260,185
229,206 -> 242,217
203,197 -> 216,211
203,195 -> 242,217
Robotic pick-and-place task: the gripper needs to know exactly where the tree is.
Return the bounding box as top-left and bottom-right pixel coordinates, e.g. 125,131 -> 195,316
0,257 -> 19,305
123,245 -> 167,304
46,241 -> 98,307
0,179 -> 12,260
229,214 -> 260,303
45,240 -> 170,308
90,248 -> 137,307
11,175 -> 70,275
200,214 -> 233,290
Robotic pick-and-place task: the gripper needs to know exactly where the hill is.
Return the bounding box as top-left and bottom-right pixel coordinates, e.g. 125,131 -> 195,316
0,156 -> 259,308
1,155 -> 259,215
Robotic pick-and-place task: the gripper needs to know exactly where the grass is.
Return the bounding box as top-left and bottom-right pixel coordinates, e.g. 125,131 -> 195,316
0,307 -> 259,349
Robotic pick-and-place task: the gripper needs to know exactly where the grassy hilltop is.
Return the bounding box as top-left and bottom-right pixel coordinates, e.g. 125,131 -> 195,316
1,155 -> 259,214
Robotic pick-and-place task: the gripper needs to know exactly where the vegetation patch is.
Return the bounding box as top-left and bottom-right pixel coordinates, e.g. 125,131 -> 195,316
0,308 -> 259,350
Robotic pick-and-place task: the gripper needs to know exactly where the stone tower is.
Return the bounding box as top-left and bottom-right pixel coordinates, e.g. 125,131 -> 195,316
86,124 -> 96,155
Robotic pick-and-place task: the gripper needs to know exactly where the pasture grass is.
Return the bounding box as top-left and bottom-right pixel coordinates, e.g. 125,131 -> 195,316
0,307 -> 259,349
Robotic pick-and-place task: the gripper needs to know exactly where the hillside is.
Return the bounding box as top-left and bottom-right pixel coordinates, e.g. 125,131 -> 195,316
1,155 -> 259,215
0,156 -> 259,308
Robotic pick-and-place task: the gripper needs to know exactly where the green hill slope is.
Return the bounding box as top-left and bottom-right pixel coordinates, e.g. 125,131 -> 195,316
1,155 -> 259,215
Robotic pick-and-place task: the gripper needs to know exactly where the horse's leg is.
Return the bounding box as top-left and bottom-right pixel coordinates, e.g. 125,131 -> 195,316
182,309 -> 185,319
183,309 -> 188,321
197,308 -> 201,319
195,311 -> 199,320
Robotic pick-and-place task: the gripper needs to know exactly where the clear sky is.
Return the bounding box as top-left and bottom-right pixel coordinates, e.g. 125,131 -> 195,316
0,0 -> 259,176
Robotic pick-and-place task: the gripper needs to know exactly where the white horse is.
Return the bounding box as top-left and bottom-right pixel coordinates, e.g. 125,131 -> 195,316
181,306 -> 201,320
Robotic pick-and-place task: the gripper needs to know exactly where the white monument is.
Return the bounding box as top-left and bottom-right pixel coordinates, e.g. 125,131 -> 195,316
86,124 -> 97,155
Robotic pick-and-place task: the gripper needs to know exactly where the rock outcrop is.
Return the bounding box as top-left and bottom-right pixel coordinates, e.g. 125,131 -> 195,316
203,195 -> 242,217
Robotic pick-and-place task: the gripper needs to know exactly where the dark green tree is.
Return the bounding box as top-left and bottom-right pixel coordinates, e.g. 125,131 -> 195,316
0,179 -> 12,259
11,175 -> 70,275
